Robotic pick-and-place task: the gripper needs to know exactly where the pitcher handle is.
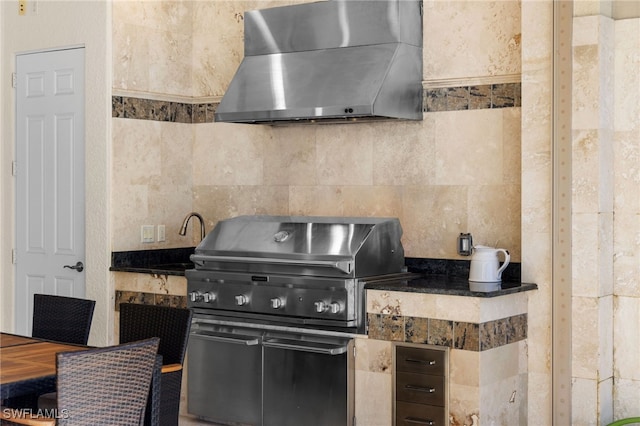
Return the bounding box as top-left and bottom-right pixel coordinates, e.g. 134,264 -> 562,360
496,248 -> 511,279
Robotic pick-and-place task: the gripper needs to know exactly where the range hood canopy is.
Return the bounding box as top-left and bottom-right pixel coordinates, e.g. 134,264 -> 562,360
214,0 -> 423,125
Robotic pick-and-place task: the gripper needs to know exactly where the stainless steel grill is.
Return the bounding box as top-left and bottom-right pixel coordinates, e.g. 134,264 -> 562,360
186,215 -> 406,426
186,215 -> 406,333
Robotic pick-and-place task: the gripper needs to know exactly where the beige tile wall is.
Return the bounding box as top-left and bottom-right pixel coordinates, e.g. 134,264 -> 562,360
612,16 -> 640,418
519,0 -> 553,423
113,0 -> 194,96
423,0 -> 521,80
112,119 -> 195,250
111,0 -> 523,261
191,111 -> 521,260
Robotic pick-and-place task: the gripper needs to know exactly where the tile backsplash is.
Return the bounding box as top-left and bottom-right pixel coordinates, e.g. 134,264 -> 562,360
111,95 -> 522,260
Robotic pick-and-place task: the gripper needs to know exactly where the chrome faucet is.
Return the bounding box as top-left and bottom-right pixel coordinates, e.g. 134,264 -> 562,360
179,212 -> 206,242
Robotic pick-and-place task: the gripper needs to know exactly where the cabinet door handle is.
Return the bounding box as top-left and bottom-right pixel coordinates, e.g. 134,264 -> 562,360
405,358 -> 436,366
404,417 -> 435,425
404,384 -> 436,393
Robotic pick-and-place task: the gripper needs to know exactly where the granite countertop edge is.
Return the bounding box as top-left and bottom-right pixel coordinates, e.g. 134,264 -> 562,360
110,265 -> 190,277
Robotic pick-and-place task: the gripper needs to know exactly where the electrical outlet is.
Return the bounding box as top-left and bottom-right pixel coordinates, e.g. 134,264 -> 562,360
141,225 -> 155,243
157,225 -> 166,242
18,0 -> 26,15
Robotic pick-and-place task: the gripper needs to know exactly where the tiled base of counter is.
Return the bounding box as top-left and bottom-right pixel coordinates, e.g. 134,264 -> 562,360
357,289 -> 529,425
113,271 -> 187,310
355,337 -> 528,426
114,290 -> 186,310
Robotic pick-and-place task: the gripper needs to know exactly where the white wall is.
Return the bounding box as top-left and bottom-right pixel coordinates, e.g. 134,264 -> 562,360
0,0 -> 112,346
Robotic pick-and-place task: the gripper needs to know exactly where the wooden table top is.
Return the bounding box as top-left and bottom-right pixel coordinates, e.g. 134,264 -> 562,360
0,332 -> 88,396
0,333 -> 39,348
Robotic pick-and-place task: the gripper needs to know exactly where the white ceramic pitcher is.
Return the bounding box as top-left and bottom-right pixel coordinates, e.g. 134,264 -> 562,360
469,245 -> 510,283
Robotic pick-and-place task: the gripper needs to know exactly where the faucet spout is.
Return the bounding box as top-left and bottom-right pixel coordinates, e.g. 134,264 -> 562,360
179,212 -> 206,241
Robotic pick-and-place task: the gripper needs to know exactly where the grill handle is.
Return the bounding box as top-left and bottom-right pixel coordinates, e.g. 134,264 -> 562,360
191,254 -> 354,274
263,338 -> 349,355
404,417 -> 435,425
191,330 -> 260,346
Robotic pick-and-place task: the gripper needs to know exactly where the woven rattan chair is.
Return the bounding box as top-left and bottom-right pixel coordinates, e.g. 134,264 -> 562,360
119,303 -> 193,426
32,294 -> 96,345
1,338 -> 160,426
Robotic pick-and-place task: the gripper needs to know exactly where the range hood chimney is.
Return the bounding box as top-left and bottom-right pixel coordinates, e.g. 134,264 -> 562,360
214,0 -> 423,125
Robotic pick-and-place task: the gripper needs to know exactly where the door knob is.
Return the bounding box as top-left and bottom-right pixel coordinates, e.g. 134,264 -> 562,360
63,261 -> 84,272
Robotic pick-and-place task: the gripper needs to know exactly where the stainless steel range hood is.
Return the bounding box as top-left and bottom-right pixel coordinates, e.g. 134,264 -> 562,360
214,0 -> 423,125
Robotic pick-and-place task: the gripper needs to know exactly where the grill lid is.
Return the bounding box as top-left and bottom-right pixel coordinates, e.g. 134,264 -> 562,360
191,215 -> 404,277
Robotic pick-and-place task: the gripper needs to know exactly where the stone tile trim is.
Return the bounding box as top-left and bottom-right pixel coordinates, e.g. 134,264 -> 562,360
114,290 -> 187,311
112,95 -> 217,123
423,82 -> 521,112
367,312 -> 527,352
111,83 -> 521,122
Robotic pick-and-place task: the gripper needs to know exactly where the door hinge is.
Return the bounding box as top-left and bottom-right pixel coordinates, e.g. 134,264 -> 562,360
11,72 -> 17,88
12,161 -> 17,176
11,249 -> 17,264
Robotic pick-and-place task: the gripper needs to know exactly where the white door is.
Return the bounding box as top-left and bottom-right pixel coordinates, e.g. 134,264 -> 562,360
15,47 -> 86,336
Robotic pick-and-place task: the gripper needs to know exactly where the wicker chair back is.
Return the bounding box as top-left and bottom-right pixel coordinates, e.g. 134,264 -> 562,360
56,337 -> 160,426
119,303 -> 192,365
119,303 -> 193,426
32,294 -> 96,345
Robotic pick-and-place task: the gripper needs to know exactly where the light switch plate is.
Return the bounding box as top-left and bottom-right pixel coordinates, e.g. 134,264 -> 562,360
157,225 -> 166,242
141,225 -> 155,243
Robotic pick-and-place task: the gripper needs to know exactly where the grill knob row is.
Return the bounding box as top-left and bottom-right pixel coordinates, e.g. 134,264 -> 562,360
190,291 -> 342,314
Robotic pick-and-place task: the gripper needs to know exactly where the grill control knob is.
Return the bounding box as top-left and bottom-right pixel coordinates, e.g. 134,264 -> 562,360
329,302 -> 341,314
270,297 -> 283,309
189,291 -> 203,302
314,301 -> 327,313
235,295 -> 248,306
203,292 -> 216,303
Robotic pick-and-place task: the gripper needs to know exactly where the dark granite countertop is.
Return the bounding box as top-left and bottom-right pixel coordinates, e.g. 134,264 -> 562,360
363,274 -> 537,297
110,247 -> 195,276
109,249 -> 537,296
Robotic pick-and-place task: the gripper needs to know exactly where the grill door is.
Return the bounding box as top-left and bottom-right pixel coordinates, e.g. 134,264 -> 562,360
188,325 -> 262,425
262,336 -> 355,426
